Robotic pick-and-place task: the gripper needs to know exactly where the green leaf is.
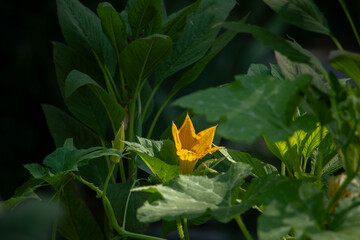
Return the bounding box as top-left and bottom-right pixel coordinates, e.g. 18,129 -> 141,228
0,199 -> 61,240
329,50 -> 360,87
57,180 -> 104,240
43,139 -> 122,173
310,198 -> 360,240
3,178 -> 45,209
161,0 -> 201,41
52,42 -> 104,98
257,179 -> 325,240
263,0 -> 331,35
134,162 -> 251,223
157,0 -> 236,81
119,34 -> 172,91
65,70 -> 125,133
174,73 -> 316,143
42,104 -> 101,148
56,0 -> 116,74
107,182 -> 149,233
128,0 -> 162,39
170,28 -> 238,95
125,138 -> 180,183
219,148 -> 279,177
224,22 -> 325,72
97,2 -> 126,54
275,51 -> 327,92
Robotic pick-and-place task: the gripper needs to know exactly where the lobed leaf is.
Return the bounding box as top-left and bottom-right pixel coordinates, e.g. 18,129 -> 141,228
174,73 -> 316,143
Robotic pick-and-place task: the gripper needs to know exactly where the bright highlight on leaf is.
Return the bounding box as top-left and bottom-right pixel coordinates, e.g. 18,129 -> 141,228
172,114 -> 223,174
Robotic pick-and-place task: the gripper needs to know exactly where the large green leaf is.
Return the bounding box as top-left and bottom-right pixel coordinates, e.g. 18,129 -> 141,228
42,104 -> 101,148
134,162 -> 251,223
156,0 -> 236,81
52,42 -> 104,97
57,180 -> 104,240
218,148 -> 278,177
257,178 -> 325,240
107,182 -> 149,233
263,0 -> 331,35
174,73 -> 316,143
125,137 -> 180,183
329,50 -> 360,87
128,0 -> 162,39
170,28 -> 238,95
161,0 -> 201,41
56,0 -> 116,74
97,2 -> 126,54
65,70 -> 125,133
224,22 -> 325,72
119,34 -> 172,91
43,139 -> 122,173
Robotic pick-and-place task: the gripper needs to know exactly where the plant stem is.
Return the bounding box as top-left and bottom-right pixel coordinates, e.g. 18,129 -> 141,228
338,0 -> 360,47
330,34 -> 344,50
281,162 -> 286,176
235,216 -> 253,240
146,91 -> 176,138
122,181 -> 136,229
71,173 -> 102,196
142,81 -> 162,121
177,218 -> 185,240
102,163 -> 164,240
183,218 -> 190,240
51,221 -> 57,240
100,138 -> 116,184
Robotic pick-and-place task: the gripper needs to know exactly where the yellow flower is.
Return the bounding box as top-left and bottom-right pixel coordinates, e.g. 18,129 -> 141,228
172,114 -> 223,174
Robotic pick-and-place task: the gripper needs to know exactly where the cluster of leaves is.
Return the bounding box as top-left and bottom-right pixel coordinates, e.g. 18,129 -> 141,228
3,0 -> 360,240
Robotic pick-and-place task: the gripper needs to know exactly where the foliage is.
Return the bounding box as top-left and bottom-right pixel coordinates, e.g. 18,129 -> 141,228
3,0 -> 360,239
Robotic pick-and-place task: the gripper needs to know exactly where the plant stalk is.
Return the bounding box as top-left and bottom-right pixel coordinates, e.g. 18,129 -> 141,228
235,215 -> 253,240
338,0 -> 360,47
176,218 -> 186,240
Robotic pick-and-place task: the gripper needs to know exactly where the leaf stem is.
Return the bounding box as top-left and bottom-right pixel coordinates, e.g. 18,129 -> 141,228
51,221 -> 57,240
177,218 -> 185,240
183,218 -> 190,240
338,0 -> 360,47
235,215 -> 253,240
146,91 -> 176,138
281,162 -> 286,176
142,81 -> 162,121
122,181 -> 137,229
330,34 -> 344,51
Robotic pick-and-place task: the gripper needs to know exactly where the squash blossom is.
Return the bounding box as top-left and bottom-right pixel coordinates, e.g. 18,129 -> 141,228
172,114 -> 223,174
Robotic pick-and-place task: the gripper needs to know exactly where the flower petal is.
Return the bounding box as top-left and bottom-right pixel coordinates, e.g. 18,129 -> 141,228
172,122 -> 182,151
178,114 -> 197,149
192,126 -> 217,157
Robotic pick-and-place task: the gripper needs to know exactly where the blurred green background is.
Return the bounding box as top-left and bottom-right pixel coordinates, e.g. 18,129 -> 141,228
0,0 -> 359,239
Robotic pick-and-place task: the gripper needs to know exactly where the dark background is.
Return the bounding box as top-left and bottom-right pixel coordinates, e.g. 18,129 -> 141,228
0,0 -> 359,238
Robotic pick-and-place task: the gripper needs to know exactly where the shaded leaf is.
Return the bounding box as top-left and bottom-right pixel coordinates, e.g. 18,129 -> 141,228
330,50 -> 360,87
97,2 -> 126,54
128,0 -> 162,39
43,139 -> 122,173
224,22 -> 325,72
57,0 -> 116,74
119,34 -> 172,91
157,0 -> 236,81
107,182 -> 149,233
57,180 -> 104,240
263,0 -> 331,35
65,70 -> 125,133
